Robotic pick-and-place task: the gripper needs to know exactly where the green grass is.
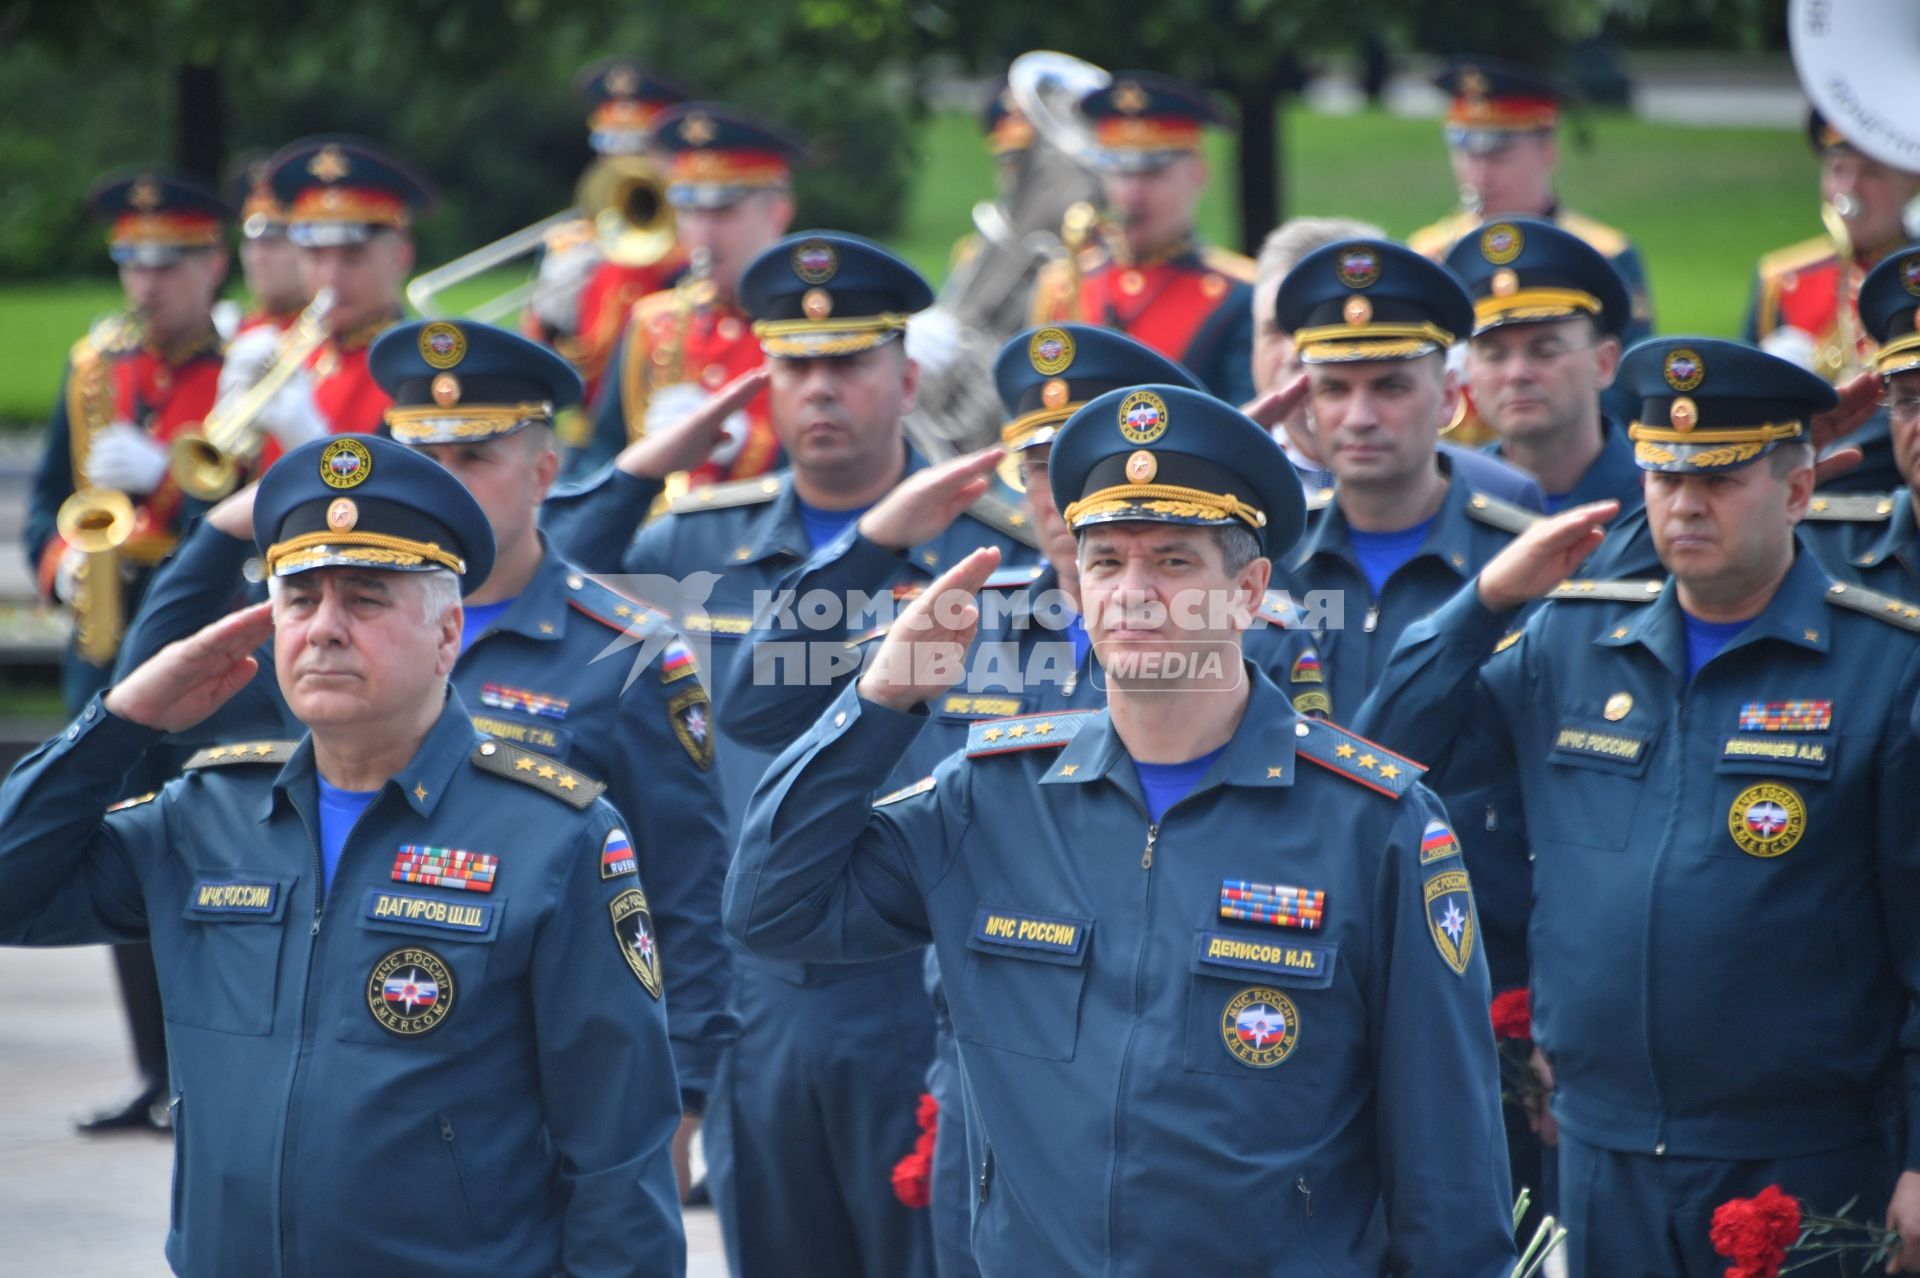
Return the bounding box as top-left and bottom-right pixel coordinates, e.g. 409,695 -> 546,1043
0,107 -> 1816,426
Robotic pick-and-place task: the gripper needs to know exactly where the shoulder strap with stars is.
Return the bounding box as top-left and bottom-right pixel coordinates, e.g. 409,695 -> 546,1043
1293,719 -> 1424,798
1464,491 -> 1541,536
470,740 -> 606,808
1825,580 -> 1920,632
965,709 -> 1097,757
965,491 -> 1040,550
1257,589 -> 1304,628
1546,578 -> 1665,603
1802,492 -> 1898,522
564,568 -> 669,635
184,741 -> 298,769
666,474 -> 784,515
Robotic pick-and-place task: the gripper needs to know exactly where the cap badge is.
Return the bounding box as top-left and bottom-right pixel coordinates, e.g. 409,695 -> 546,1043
1459,67 -> 1489,101
1041,378 -> 1069,408
801,287 -> 833,319
1480,222 -> 1523,265
1664,348 -> 1705,392
431,373 -> 461,406
1112,81 -> 1149,115
1118,389 -> 1169,445
680,111 -> 717,145
419,321 -> 467,370
327,497 -> 359,532
1343,296 -> 1373,326
308,144 -> 350,183
1669,396 -> 1698,432
1125,450 -> 1158,484
320,438 -> 373,490
1491,269 -> 1519,297
1336,247 -> 1380,289
1029,327 -> 1075,375
128,177 -> 163,211
792,239 -> 838,285
605,65 -> 641,97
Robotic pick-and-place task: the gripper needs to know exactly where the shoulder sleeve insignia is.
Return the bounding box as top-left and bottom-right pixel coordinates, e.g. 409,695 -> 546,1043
966,710 -> 1096,757
1545,578 -> 1665,603
874,775 -> 935,807
666,474 -> 784,515
1199,246 -> 1258,284
106,791 -> 158,812
470,740 -> 606,808
668,686 -> 714,770
1465,491 -> 1541,536
965,492 -> 1041,550
564,568 -> 670,635
1803,492 -> 1897,522
609,886 -> 663,999
184,741 -> 297,769
1294,719 -> 1424,798
1825,581 -> 1920,631
1556,209 -> 1628,258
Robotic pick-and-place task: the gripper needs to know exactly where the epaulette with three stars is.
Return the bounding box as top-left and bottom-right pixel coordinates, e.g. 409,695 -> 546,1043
1547,578 -> 1664,603
184,741 -> 297,768
1825,580 -> 1920,632
1294,719 -> 1423,798
965,709 -> 1096,757
1803,492 -> 1897,522
667,474 -> 783,515
1464,491 -> 1540,536
564,568 -> 668,636
471,739 -> 606,809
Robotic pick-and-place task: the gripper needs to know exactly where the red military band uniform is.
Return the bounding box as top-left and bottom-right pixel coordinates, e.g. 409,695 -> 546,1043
305,314 -> 400,435
613,290 -> 778,486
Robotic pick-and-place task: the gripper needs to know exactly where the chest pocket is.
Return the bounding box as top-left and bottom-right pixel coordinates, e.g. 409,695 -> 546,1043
955,906 -> 1092,1062
1184,929 -> 1341,1081
165,875 -> 295,1036
1539,718 -> 1660,851
334,889 -> 506,1053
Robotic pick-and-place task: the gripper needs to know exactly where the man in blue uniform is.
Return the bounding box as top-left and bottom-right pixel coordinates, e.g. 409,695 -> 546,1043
729,383 -> 1516,1276
1354,338 -> 1920,1275
112,321 -> 734,1198
547,232 -> 1037,1278
1446,216 -> 1643,515
0,434 -> 686,1276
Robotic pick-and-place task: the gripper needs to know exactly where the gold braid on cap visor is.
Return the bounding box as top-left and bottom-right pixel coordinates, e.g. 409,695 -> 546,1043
266,531 -> 466,576
1293,320 -> 1455,362
1000,404 -> 1080,449
1627,419 -> 1805,445
753,315 -> 911,358
1876,333 -> 1920,376
385,403 -> 553,443
1473,287 -> 1601,327
1063,483 -> 1267,530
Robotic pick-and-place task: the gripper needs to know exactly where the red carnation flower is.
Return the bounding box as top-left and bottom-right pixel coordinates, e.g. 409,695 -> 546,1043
1490,989 -> 1532,1041
891,1092 -> 942,1210
1710,1184 -> 1801,1276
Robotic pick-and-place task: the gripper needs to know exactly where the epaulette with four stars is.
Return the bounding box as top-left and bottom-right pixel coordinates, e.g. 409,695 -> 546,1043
564,568 -> 669,635
1825,580 -> 1920,632
965,709 -> 1096,757
1547,578 -> 1664,603
184,741 -> 297,769
667,474 -> 783,515
1293,719 -> 1424,799
1464,491 -> 1540,536
471,739 -> 606,808
1803,492 -> 1897,522
966,491 -> 1040,549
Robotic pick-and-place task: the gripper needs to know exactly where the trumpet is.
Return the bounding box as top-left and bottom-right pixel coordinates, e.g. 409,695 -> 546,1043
1818,197 -> 1865,382
171,288 -> 335,501
406,157 -> 676,322
56,487 -> 135,666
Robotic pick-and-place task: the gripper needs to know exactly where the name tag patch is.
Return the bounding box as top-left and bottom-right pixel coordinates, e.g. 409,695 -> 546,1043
1721,736 -> 1830,767
191,879 -> 278,915
600,828 -> 637,880
365,890 -> 494,934
1553,726 -> 1648,763
471,715 -> 564,753
392,846 -> 498,893
971,907 -> 1087,955
681,612 -> 751,636
479,682 -> 569,721
1738,700 -> 1831,732
1197,932 -> 1332,985
1219,880 -> 1325,930
938,694 -> 1029,719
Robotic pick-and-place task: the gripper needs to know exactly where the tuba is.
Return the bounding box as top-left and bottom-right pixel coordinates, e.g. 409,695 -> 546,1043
57,312 -> 140,664
900,52 -> 1108,466
171,287 -> 335,501
406,157 -> 676,323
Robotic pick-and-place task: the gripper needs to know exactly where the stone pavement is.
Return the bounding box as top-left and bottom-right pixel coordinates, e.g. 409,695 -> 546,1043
0,945 -> 729,1275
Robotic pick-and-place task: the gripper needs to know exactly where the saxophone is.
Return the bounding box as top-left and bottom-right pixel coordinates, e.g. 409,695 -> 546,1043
57,314 -> 140,665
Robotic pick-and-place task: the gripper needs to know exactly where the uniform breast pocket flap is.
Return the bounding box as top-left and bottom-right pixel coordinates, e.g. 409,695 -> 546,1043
956,907 -> 1092,1061
1184,931 -> 1335,1080
336,893 -> 505,1051
166,874 -> 295,1036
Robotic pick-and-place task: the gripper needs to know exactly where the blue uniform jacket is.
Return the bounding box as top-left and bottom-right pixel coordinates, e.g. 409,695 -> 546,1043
1353,547 -> 1920,1164
114,523 -> 736,1103
726,669 -> 1516,1276
0,692 -> 685,1277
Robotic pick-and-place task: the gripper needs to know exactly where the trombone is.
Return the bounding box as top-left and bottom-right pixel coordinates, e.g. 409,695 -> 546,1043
170,288 -> 335,501
406,156 -> 677,322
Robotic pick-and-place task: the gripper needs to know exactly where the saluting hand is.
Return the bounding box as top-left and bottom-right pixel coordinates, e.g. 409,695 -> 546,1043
856,546 -> 1001,712
104,602 -> 272,733
616,367 -> 771,481
857,449 -> 1004,553
1241,372 -> 1310,434
1474,500 -> 1621,614
1805,369 -> 1881,489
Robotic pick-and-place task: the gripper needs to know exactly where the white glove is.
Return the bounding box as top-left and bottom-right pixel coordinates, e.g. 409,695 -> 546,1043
217,324 -> 281,402
531,241 -> 604,333
1759,325 -> 1819,373
84,422 -> 171,494
709,410 -> 751,467
643,382 -> 714,440
54,545 -> 84,606
905,308 -> 964,376
211,299 -> 244,344
255,367 -> 328,448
